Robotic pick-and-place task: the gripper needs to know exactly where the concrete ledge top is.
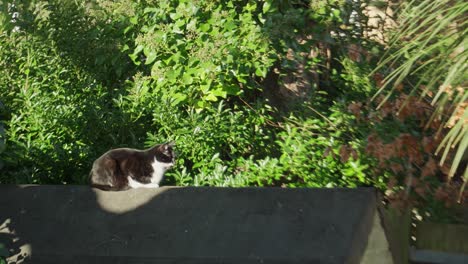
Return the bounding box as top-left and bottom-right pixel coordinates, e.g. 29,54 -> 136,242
0,185 -> 377,264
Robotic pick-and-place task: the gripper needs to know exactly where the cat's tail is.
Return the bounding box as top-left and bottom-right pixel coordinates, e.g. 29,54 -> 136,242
89,170 -> 117,191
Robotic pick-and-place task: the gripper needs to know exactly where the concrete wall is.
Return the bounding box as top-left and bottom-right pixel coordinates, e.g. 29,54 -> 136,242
0,185 -> 391,263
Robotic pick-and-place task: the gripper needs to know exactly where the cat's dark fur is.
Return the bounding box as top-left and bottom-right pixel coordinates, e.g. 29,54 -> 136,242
89,142 -> 175,191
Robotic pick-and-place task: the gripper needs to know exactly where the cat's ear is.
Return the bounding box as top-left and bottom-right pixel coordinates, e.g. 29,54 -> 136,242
163,141 -> 175,153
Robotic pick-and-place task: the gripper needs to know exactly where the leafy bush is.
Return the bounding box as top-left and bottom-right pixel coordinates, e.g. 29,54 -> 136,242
0,0 -> 378,187
336,48 -> 467,222
0,0 -> 142,183
0,32 -> 111,183
144,101 -> 277,186
365,0 -> 467,221
373,0 -> 467,193
124,0 -> 275,111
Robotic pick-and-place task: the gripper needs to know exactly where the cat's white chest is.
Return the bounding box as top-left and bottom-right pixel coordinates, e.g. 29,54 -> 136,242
127,158 -> 172,189
150,158 -> 168,184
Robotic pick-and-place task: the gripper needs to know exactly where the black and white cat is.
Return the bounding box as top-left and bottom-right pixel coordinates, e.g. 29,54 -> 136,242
89,142 -> 175,191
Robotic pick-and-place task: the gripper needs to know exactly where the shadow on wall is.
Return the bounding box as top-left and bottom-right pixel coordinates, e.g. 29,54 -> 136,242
0,185 -> 376,264
0,185 -> 172,263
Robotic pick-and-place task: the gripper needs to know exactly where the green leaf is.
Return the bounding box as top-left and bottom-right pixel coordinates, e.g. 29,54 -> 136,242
332,9 -> 341,18
144,7 -> 158,13
129,54 -> 141,65
169,12 -> 180,20
205,93 -> 218,102
134,45 -> 144,55
262,1 -> 271,14
145,51 -> 157,65
199,23 -> 211,32
224,85 -> 241,95
182,74 -> 193,85
255,67 -> 266,77
172,93 -> 187,105
211,89 -> 227,98
129,16 -> 138,24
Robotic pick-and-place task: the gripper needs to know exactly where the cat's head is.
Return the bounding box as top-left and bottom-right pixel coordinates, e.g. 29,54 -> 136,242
155,142 -> 176,168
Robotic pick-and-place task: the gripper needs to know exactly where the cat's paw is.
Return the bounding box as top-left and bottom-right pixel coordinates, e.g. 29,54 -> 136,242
142,183 -> 159,188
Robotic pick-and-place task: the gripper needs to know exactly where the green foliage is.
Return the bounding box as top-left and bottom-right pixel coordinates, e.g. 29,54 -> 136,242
142,99 -> 372,188
274,115 -> 365,187
0,0 -> 379,188
144,101 -> 277,186
125,0 -> 275,110
0,32 -> 112,183
0,0 -> 145,183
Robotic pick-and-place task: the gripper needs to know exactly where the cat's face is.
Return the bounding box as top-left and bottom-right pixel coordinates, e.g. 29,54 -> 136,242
156,142 -> 176,168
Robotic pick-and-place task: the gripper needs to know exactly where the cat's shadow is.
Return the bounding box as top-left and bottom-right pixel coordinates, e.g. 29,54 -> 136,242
1,185 -> 179,263
1,185 -> 257,263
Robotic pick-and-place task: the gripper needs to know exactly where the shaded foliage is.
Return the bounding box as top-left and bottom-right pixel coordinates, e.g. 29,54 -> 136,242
374,0 -> 467,184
